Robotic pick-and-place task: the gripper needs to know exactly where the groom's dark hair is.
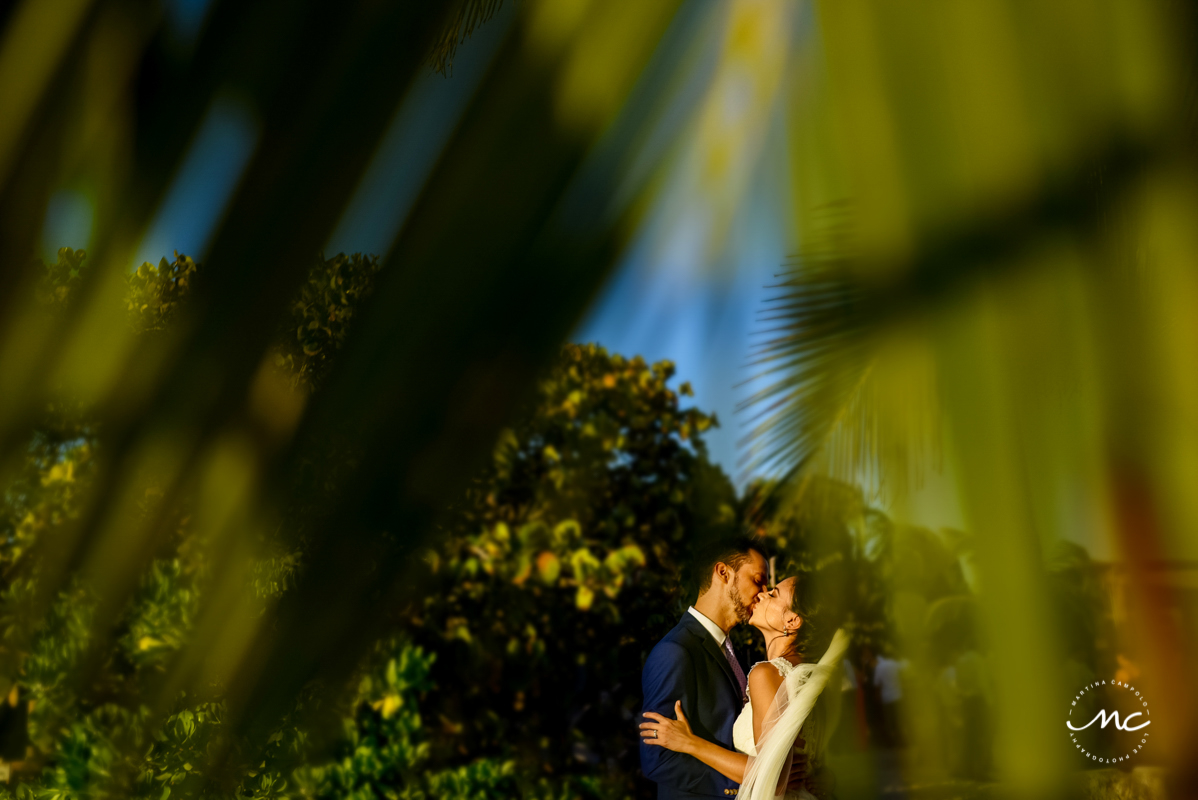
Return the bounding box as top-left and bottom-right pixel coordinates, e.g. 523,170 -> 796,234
692,536 -> 767,597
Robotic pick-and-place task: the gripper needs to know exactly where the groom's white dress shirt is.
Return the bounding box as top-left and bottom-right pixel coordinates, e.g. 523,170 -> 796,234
687,606 -> 726,645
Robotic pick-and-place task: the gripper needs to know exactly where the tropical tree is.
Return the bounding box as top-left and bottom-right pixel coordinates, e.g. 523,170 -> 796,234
2,249 -> 739,799
407,342 -> 734,793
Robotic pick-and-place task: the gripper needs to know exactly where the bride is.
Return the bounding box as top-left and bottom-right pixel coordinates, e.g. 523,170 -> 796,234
640,574 -> 849,800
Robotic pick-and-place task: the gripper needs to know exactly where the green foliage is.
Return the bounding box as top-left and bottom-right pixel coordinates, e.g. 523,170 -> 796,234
127,254 -> 200,333
23,582 -> 96,751
1,431 -> 95,576
274,252 -> 383,393
118,557 -> 202,668
293,638 -> 621,800
35,248 -> 88,309
410,343 -> 734,791
10,250 -> 941,799
6,254 -> 722,799
293,641 -> 433,799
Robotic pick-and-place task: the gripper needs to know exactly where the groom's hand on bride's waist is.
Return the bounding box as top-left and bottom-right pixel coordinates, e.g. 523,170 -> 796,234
785,754 -> 808,793
784,735 -> 809,793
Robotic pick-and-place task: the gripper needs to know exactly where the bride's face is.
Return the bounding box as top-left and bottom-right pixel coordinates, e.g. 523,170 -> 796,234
750,576 -> 797,633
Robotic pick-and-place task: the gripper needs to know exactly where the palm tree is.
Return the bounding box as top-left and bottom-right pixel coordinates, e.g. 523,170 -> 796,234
740,1 -> 1198,792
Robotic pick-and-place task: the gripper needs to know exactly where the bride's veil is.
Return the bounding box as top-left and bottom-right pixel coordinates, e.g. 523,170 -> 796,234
739,628 -> 850,800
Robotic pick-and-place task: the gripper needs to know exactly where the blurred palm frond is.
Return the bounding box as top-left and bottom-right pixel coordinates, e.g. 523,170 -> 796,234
428,0 -> 505,75
0,0 -> 687,749
738,133 -> 1161,502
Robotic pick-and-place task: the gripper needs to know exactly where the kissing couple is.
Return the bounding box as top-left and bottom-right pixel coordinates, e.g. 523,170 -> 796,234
639,538 -> 848,800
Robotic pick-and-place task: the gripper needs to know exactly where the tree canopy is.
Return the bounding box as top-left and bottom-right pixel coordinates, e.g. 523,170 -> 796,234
0,249 -> 748,799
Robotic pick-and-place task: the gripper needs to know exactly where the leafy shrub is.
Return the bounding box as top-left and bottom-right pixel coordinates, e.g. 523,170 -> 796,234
2,250 -> 733,799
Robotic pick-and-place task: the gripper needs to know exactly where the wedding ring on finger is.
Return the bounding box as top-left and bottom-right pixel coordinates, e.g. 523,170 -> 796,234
654,730 -> 658,739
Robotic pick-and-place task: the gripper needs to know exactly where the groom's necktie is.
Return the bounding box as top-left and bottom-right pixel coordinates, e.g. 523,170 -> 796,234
723,637 -> 748,701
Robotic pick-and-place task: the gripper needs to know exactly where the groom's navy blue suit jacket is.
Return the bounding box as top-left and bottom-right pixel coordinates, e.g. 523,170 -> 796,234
641,613 -> 743,799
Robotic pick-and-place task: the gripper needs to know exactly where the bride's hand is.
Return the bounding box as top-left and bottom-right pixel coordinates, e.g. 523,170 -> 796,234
640,700 -> 695,754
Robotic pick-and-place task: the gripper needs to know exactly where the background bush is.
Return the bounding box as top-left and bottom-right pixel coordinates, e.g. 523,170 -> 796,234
1,249 -> 935,799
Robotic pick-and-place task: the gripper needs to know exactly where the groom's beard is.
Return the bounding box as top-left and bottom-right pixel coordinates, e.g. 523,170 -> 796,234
727,586 -> 752,623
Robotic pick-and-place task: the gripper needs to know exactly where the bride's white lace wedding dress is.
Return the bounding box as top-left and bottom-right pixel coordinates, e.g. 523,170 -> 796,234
731,630 -> 848,800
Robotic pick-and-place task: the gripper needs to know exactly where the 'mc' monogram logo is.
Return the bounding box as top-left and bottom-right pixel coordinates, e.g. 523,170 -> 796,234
1066,679 -> 1152,764
1066,708 -> 1150,732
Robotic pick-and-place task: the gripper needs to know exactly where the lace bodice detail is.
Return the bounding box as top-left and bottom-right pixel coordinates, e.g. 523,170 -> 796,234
733,658 -> 794,757
733,630 -> 849,800
732,658 -> 831,762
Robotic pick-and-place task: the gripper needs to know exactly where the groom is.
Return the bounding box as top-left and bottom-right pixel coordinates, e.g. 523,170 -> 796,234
640,538 -> 769,799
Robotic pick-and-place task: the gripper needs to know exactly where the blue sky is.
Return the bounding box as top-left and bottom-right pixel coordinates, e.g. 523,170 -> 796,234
573,114 -> 796,487
36,2 -> 798,489
37,3 -> 1125,556
34,2 -> 973,531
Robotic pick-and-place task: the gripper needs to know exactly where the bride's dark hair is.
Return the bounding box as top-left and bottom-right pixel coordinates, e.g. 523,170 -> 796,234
788,560 -> 848,660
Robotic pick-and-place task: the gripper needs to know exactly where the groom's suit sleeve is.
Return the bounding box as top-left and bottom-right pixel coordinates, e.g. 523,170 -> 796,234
641,640 -> 735,796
